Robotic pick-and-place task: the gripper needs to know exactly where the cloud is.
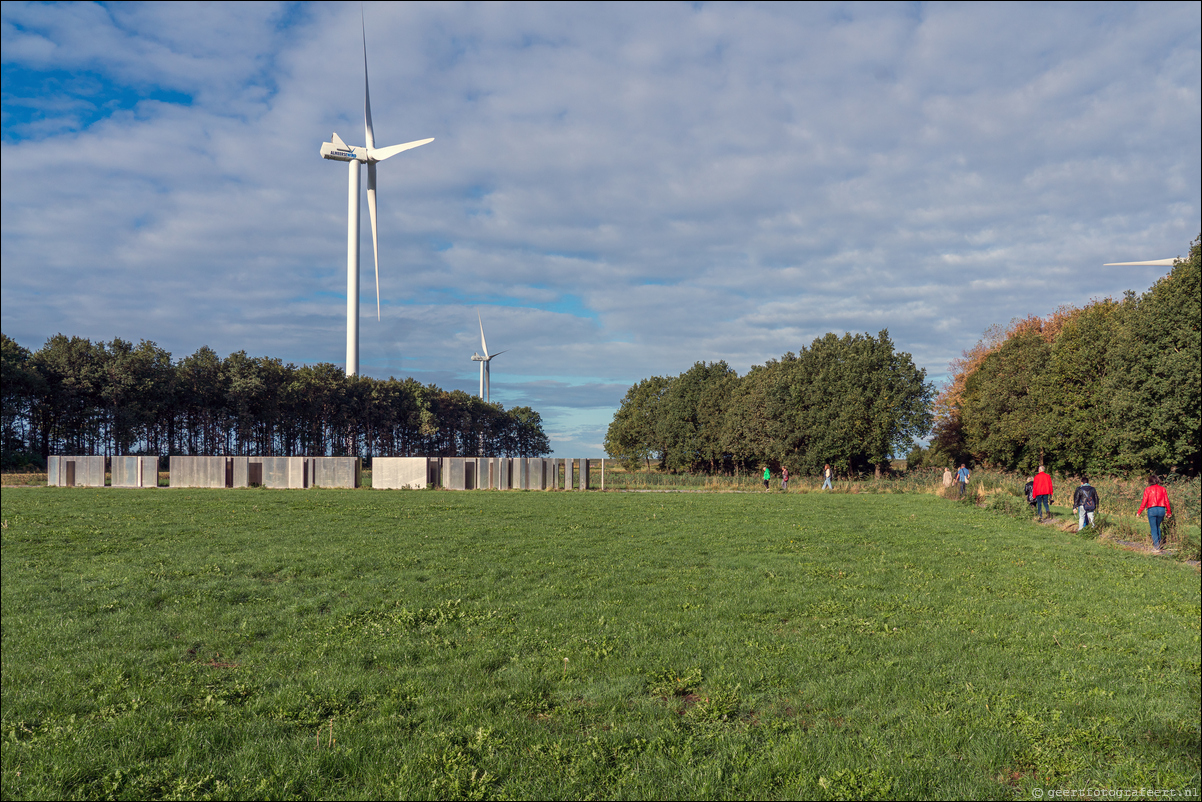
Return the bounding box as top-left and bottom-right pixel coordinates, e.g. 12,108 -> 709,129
2,1 -> 1199,456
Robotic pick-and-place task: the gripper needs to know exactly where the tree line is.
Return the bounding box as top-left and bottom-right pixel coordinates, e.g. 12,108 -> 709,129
923,235 -> 1200,477
0,335 -> 551,468
604,330 -> 934,477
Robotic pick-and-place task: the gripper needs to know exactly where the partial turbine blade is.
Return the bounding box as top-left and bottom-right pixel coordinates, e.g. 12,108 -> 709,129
1103,258 -> 1176,266
369,138 -> 434,162
362,22 -> 375,150
332,132 -> 348,148
478,312 -> 489,358
368,161 -> 380,320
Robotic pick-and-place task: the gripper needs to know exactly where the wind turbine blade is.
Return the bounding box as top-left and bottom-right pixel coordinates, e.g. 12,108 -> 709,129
1103,258 -> 1176,266
332,132 -> 348,148
485,361 -> 490,404
478,312 -> 489,357
488,350 -> 508,359
367,162 -> 380,320
369,138 -> 434,162
362,22 -> 375,150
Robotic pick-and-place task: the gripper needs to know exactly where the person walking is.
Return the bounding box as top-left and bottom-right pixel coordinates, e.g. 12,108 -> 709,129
1032,465 -> 1054,521
956,463 -> 971,499
1072,476 -> 1100,532
1136,474 -> 1173,553
781,466 -> 789,492
763,465 -> 770,490
822,464 -> 833,490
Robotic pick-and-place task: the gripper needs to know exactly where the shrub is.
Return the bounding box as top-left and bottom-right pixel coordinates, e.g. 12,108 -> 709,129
984,491 -> 1026,518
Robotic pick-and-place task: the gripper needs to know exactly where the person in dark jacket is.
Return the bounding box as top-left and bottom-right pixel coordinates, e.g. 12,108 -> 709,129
1072,477 -> 1099,531
1024,476 -> 1035,508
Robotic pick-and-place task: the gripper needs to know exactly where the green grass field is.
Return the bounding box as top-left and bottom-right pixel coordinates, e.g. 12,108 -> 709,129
2,487 -> 1199,800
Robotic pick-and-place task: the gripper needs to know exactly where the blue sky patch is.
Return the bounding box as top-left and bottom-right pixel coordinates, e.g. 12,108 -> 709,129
0,64 -> 192,142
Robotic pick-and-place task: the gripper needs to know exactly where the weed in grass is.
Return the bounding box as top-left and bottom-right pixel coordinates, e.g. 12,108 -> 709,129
648,667 -> 704,698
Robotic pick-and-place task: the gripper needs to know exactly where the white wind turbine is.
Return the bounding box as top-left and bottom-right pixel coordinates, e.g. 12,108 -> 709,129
1103,258 -> 1177,266
320,25 -> 432,377
470,312 -> 507,403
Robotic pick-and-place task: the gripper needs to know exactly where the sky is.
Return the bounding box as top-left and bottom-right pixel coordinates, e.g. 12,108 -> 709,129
2,1 -> 1199,457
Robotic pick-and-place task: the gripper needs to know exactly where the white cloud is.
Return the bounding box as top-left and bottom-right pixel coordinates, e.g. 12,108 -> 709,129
2,1 -> 1199,455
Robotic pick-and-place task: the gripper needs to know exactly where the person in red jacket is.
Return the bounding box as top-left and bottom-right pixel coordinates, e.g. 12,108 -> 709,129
1136,474 -> 1173,553
1032,466 -> 1054,522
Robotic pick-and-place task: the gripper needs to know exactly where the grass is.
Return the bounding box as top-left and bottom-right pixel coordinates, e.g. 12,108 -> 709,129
1,487 -> 1199,800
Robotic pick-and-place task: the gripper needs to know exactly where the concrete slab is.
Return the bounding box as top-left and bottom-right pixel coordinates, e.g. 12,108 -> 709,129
258,457 -> 292,488
232,457 -> 250,488
498,458 -> 511,489
142,456 -> 160,488
515,458 -> 529,490
170,456 -> 229,488
49,455 -> 106,487
475,458 -> 490,489
528,458 -> 546,490
487,458 -> 500,489
288,457 -> 309,488
311,457 -> 359,488
372,457 -> 429,489
579,458 -> 590,491
110,456 -> 136,487
442,458 -> 468,490
111,456 -> 159,487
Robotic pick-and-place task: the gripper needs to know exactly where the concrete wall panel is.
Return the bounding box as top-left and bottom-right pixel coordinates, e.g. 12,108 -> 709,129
498,458 -> 511,489
112,456 -> 159,488
232,457 -> 249,488
442,458 -> 468,490
259,457 -> 291,488
170,456 -> 227,488
311,457 -> 359,488
49,456 -> 105,487
514,458 -> 528,490
372,457 -> 429,489
110,456 -> 137,487
142,456 -> 160,488
527,458 -> 545,490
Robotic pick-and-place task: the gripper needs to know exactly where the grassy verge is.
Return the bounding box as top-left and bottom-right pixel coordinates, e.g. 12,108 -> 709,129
2,488 -> 1199,800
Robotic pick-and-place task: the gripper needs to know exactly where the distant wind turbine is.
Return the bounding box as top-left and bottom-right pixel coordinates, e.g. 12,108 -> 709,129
470,312 -> 507,403
320,22 -> 433,377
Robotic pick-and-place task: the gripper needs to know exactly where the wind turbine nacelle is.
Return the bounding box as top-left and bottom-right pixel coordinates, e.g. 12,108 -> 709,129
321,141 -> 365,162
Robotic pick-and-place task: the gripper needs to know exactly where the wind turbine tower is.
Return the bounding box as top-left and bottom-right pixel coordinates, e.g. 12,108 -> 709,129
320,25 -> 432,376
471,312 -> 507,403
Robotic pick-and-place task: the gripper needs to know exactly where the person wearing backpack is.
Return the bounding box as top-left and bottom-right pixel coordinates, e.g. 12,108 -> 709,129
1072,476 -> 1099,531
